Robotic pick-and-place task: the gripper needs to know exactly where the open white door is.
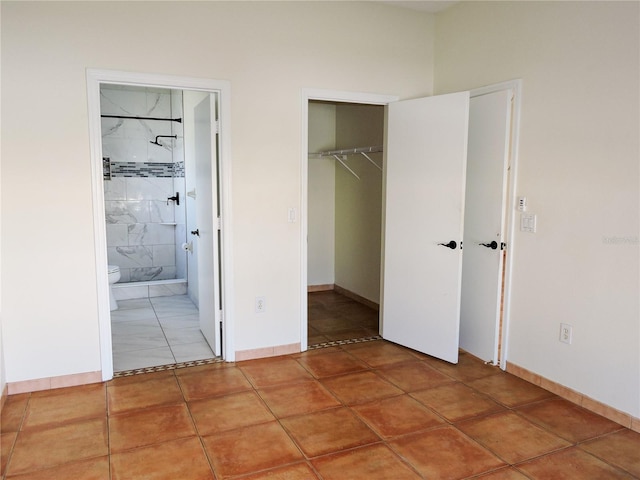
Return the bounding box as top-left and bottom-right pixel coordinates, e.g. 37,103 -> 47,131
194,95 -> 221,356
382,92 -> 470,364
459,90 -> 512,363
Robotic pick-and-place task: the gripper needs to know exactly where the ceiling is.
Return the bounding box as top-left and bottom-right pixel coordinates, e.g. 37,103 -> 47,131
381,1 -> 459,14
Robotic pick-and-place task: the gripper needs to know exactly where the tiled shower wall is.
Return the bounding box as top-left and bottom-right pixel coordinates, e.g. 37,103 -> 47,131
101,85 -> 187,283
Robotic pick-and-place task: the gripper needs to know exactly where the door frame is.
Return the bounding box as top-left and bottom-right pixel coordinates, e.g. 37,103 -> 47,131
300,89 -> 398,351
469,79 -> 522,370
87,69 -> 235,381
300,81 -> 521,370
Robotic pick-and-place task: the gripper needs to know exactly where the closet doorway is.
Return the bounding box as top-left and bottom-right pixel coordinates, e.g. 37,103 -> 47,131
306,100 -> 386,347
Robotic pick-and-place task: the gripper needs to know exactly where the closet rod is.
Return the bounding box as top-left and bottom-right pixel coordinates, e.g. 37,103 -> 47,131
311,145 -> 383,157
101,114 -> 182,123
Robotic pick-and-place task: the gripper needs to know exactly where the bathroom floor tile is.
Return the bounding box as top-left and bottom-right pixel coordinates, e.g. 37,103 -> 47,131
239,357 -> 315,388
170,339 -> 215,363
6,418 -> 108,476
516,397 -> 623,442
116,298 -> 152,310
280,407 -> 380,458
352,394 -> 444,438
112,346 -> 176,372
158,313 -> 200,330
517,446 -> 634,479
377,360 -> 455,392
467,373 -> 556,407
457,411 -> 570,464
312,444 -> 421,480
295,350 -> 369,378
150,295 -> 198,318
321,371 -> 403,405
202,421 -> 303,478
258,381 -> 341,418
110,436 -> 214,480
189,391 -> 275,435
109,404 -> 196,452
342,340 -> 417,367
410,382 -> 505,422
390,426 -> 505,479
177,365 -> 252,400
110,306 -> 158,323
107,375 -> 184,414
579,429 -> 640,477
23,383 -> 106,430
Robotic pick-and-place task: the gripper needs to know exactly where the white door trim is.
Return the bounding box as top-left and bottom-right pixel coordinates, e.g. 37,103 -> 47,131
300,89 -> 398,351
469,79 -> 522,370
86,69 -> 235,380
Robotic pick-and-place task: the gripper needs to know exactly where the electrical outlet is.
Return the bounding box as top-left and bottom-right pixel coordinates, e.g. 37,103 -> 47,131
255,296 -> 266,313
559,323 -> 572,344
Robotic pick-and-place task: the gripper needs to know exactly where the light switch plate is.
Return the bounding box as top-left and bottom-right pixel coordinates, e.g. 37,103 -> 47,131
520,213 -> 537,233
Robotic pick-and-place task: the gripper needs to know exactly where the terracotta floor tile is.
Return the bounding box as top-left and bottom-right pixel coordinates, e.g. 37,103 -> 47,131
189,391 -> 275,435
107,375 -> 184,414
321,371 -> 403,405
410,383 -> 505,422
343,341 -> 417,367
257,382 -> 340,418
389,426 -> 505,479
280,407 -> 380,458
458,411 -> 570,464
467,373 -> 555,407
296,350 -> 368,378
239,357 -> 314,388
472,467 -> 531,479
1,432 -> 17,476
580,429 -> 640,477
203,421 -> 303,478
108,369 -> 174,387
23,383 -> 106,430
110,436 -> 214,480
235,462 -> 319,479
1,394 -> 30,433
5,456 -> 109,480
109,404 -> 196,452
7,418 -> 108,476
177,365 -> 252,400
517,446 -> 634,479
516,397 -> 623,443
422,352 -> 501,382
352,394 -> 444,438
377,361 -> 455,392
312,444 -> 421,479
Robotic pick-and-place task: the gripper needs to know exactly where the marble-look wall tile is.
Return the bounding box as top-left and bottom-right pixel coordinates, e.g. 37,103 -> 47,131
109,246 -> 153,268
130,266 -> 176,282
106,224 -> 128,247
104,177 -> 126,200
153,245 -> 176,267
128,223 -> 175,246
126,177 -> 173,201
105,201 -> 151,225
150,201 -> 175,224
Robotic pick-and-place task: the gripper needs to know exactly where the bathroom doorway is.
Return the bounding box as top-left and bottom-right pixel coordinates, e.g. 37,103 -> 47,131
87,70 -> 234,380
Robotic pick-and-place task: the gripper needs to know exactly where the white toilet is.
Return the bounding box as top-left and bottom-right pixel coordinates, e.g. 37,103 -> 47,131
107,265 -> 121,311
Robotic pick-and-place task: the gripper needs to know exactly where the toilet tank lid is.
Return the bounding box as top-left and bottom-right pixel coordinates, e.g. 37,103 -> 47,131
107,265 -> 120,273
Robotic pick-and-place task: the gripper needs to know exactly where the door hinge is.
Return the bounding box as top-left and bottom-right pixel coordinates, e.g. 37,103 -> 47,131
217,216 -> 222,230
214,120 -> 220,134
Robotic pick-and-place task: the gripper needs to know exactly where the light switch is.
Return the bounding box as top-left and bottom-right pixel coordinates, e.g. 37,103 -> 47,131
520,213 -> 537,233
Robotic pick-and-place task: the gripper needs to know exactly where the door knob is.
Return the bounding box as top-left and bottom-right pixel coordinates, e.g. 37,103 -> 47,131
479,241 -> 498,249
438,241 -> 457,250
191,229 -> 200,237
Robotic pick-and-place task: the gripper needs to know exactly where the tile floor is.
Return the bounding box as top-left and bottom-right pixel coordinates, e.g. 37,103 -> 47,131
111,295 -> 215,372
2,340 -> 639,479
308,291 -> 380,345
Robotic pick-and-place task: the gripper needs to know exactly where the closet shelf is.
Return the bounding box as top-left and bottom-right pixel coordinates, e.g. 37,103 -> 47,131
309,145 -> 383,180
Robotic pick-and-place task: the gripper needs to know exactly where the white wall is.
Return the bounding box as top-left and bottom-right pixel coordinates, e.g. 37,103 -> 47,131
0,2 -> 435,381
308,103 -> 336,287
334,104 -> 384,302
435,1 -> 639,417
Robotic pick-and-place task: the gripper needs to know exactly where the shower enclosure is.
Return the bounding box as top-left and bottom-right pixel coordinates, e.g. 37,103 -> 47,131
101,84 -> 188,298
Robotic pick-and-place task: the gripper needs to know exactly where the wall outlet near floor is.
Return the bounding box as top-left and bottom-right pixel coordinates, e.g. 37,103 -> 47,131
559,323 -> 573,344
255,296 -> 266,313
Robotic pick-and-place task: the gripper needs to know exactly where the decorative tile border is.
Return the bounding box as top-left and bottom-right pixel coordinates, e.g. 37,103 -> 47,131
308,335 -> 383,350
114,357 -> 225,378
103,158 -> 185,180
